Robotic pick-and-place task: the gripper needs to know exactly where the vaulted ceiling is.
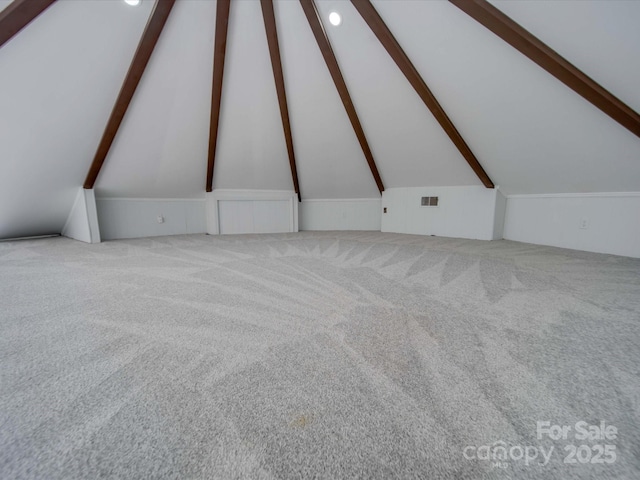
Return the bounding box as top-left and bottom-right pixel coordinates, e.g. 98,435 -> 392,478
1,0 -> 640,239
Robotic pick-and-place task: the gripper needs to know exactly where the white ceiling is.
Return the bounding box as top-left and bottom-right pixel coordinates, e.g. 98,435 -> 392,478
0,0 -> 154,238
96,0 -> 216,198
1,0 -> 639,238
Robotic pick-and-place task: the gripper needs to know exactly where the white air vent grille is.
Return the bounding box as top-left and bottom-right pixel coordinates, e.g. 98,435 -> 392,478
421,196 -> 439,206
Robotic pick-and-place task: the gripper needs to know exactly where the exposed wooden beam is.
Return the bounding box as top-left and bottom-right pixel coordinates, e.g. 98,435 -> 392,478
206,0 -> 231,193
84,0 -> 176,189
299,0 -> 384,194
0,0 -> 56,49
351,0 -> 494,188
449,0 -> 640,139
260,0 -> 302,202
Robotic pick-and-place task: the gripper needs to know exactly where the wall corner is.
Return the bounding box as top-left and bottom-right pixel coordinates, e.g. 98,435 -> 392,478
62,187 -> 101,243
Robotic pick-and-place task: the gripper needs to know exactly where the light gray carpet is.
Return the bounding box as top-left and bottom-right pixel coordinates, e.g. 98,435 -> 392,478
1,231 -> 639,479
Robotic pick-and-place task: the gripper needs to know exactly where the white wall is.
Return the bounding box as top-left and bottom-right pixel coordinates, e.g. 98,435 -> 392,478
299,199 -> 381,231
381,186 -> 503,240
218,200 -> 292,234
504,193 -> 640,258
206,190 -> 298,235
62,188 -> 101,243
0,0 -> 154,239
96,198 -> 206,240
493,188 -> 507,241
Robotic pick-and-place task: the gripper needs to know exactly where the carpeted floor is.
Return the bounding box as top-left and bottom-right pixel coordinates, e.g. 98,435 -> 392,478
1,231 -> 639,479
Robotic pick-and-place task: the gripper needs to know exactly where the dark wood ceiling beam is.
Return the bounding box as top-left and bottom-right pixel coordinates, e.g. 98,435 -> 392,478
0,0 -> 56,49
84,0 -> 176,189
260,0 -> 302,202
206,0 -> 231,193
351,0 -> 494,188
299,0 -> 384,194
449,0 -> 640,139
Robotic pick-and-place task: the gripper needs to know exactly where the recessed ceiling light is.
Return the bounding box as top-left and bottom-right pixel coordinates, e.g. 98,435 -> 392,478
124,0 -> 141,6
329,11 -> 342,26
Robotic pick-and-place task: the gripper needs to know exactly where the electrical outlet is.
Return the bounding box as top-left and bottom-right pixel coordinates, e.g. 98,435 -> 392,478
579,218 -> 588,229
383,207 -> 387,213
157,214 -> 164,224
